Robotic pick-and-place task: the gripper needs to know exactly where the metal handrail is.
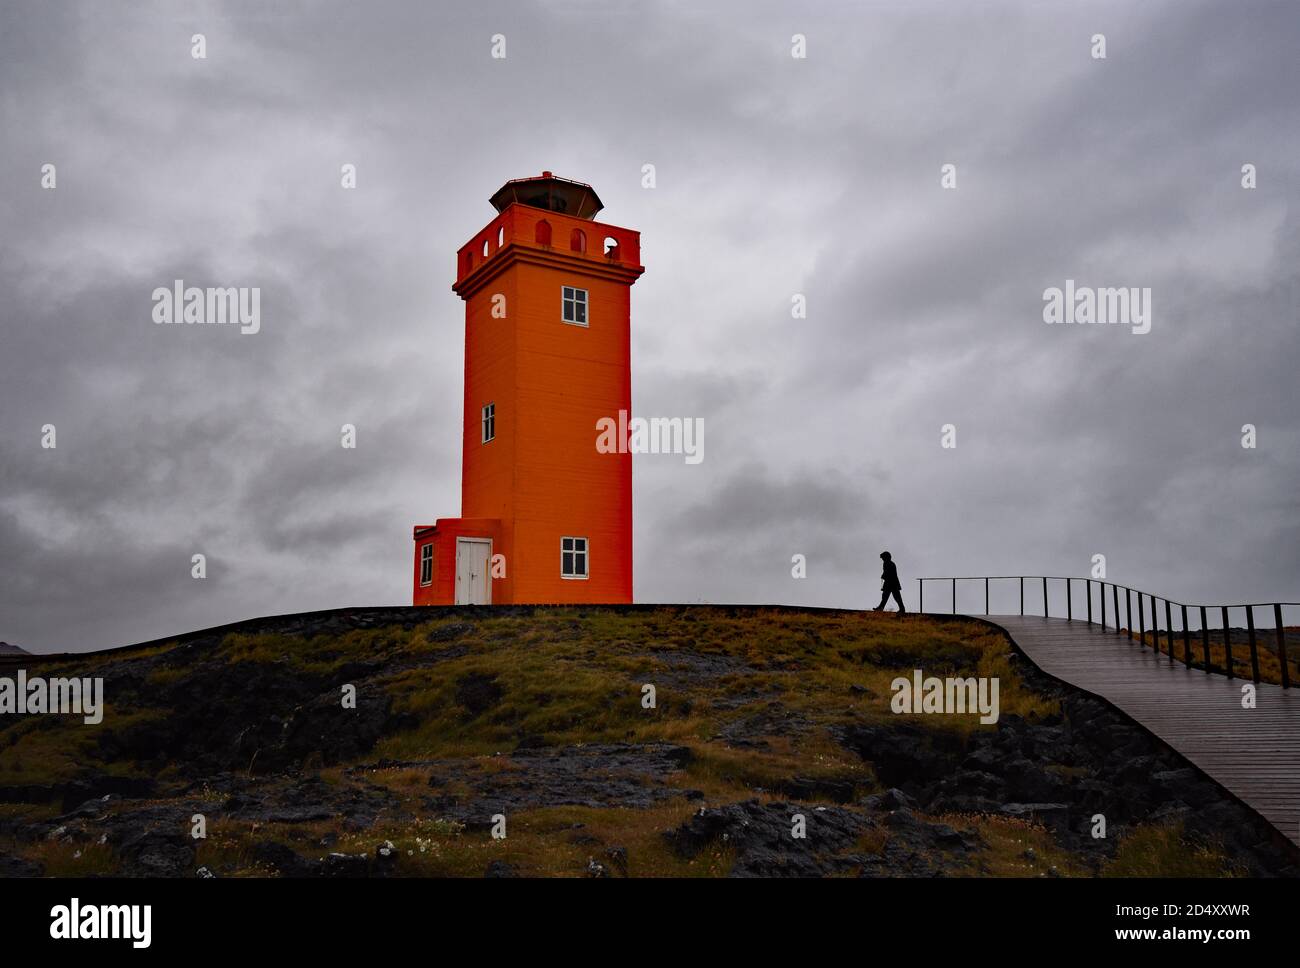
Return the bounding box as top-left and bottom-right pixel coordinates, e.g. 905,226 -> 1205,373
916,575 -> 1296,689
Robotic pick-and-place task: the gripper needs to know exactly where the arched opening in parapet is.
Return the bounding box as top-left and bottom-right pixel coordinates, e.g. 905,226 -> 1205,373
603,236 -> 620,259
535,220 -> 552,245
570,229 -> 586,253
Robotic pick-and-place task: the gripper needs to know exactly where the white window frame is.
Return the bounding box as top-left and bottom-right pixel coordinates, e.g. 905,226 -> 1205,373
561,286 -> 588,327
419,543 -> 433,586
481,402 -> 495,443
560,536 -> 589,579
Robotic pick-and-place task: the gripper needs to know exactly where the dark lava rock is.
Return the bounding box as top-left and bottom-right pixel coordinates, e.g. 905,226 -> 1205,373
1002,757 -> 1067,802
651,650 -> 753,690
715,703 -> 811,750
664,799 -> 869,877
1151,768 -> 1219,809
856,808 -> 982,877
775,775 -> 858,803
119,829 -> 195,877
0,773 -> 155,813
373,840 -> 399,875
320,852 -> 370,878
253,841 -> 315,877
997,802 -> 1071,826
222,774 -> 398,828
56,794 -> 117,821
424,743 -> 694,819
885,808 -> 979,850
606,845 -> 629,876
0,854 -> 43,877
663,798 -> 982,878
86,655 -> 402,776
273,689 -> 396,770
484,860 -> 517,878
837,723 -> 964,790
455,672 -> 504,716
861,788 -> 916,811
427,623 -> 474,642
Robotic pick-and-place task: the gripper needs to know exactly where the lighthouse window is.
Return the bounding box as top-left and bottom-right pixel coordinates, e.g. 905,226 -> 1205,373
562,286 -> 588,326
561,536 -> 588,579
420,543 -> 433,586
481,402 -> 495,442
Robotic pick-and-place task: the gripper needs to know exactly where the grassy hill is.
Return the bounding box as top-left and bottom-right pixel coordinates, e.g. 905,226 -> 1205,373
0,606 -> 1294,878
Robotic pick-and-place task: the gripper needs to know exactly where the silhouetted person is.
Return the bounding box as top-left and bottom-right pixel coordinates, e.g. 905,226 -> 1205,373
874,551 -> 906,614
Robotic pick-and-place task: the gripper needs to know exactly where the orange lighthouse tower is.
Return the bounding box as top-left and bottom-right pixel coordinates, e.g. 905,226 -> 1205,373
412,173 -> 643,605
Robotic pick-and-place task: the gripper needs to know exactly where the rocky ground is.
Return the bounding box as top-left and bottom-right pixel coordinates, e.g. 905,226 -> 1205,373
0,605 -> 1294,878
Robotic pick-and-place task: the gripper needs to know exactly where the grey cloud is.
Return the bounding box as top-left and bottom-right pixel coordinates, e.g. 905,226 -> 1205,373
1,0 -> 1297,650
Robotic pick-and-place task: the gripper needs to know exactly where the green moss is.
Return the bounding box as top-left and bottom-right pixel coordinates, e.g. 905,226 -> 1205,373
1104,823 -> 1246,878
0,706 -> 163,785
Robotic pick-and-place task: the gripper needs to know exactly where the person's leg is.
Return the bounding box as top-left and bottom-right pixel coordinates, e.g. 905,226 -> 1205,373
873,592 -> 888,610
892,589 -> 906,613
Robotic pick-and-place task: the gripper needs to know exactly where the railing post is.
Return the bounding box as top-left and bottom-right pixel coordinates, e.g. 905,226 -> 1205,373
1112,585 -> 1120,634
1066,579 -> 1072,621
1199,605 -> 1210,674
1181,605 -> 1191,667
1126,589 -> 1132,640
1019,577 -> 1024,616
1100,583 -> 1107,631
1246,606 -> 1260,683
1222,606 -> 1233,678
918,579 -> 923,614
1137,595 -> 1145,648
1042,577 -> 1048,618
1151,596 -> 1160,653
1086,579 -> 1093,623
984,577 -> 989,616
1275,604 -> 1290,690
952,578 -> 956,616
1170,597 -> 1180,665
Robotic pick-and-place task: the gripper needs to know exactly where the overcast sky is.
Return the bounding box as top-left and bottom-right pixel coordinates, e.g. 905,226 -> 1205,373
1,0 -> 1297,652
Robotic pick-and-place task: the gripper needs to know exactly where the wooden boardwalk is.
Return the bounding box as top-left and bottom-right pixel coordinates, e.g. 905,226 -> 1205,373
987,614 -> 1300,848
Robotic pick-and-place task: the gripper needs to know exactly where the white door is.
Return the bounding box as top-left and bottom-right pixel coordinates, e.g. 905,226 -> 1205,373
455,538 -> 492,605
